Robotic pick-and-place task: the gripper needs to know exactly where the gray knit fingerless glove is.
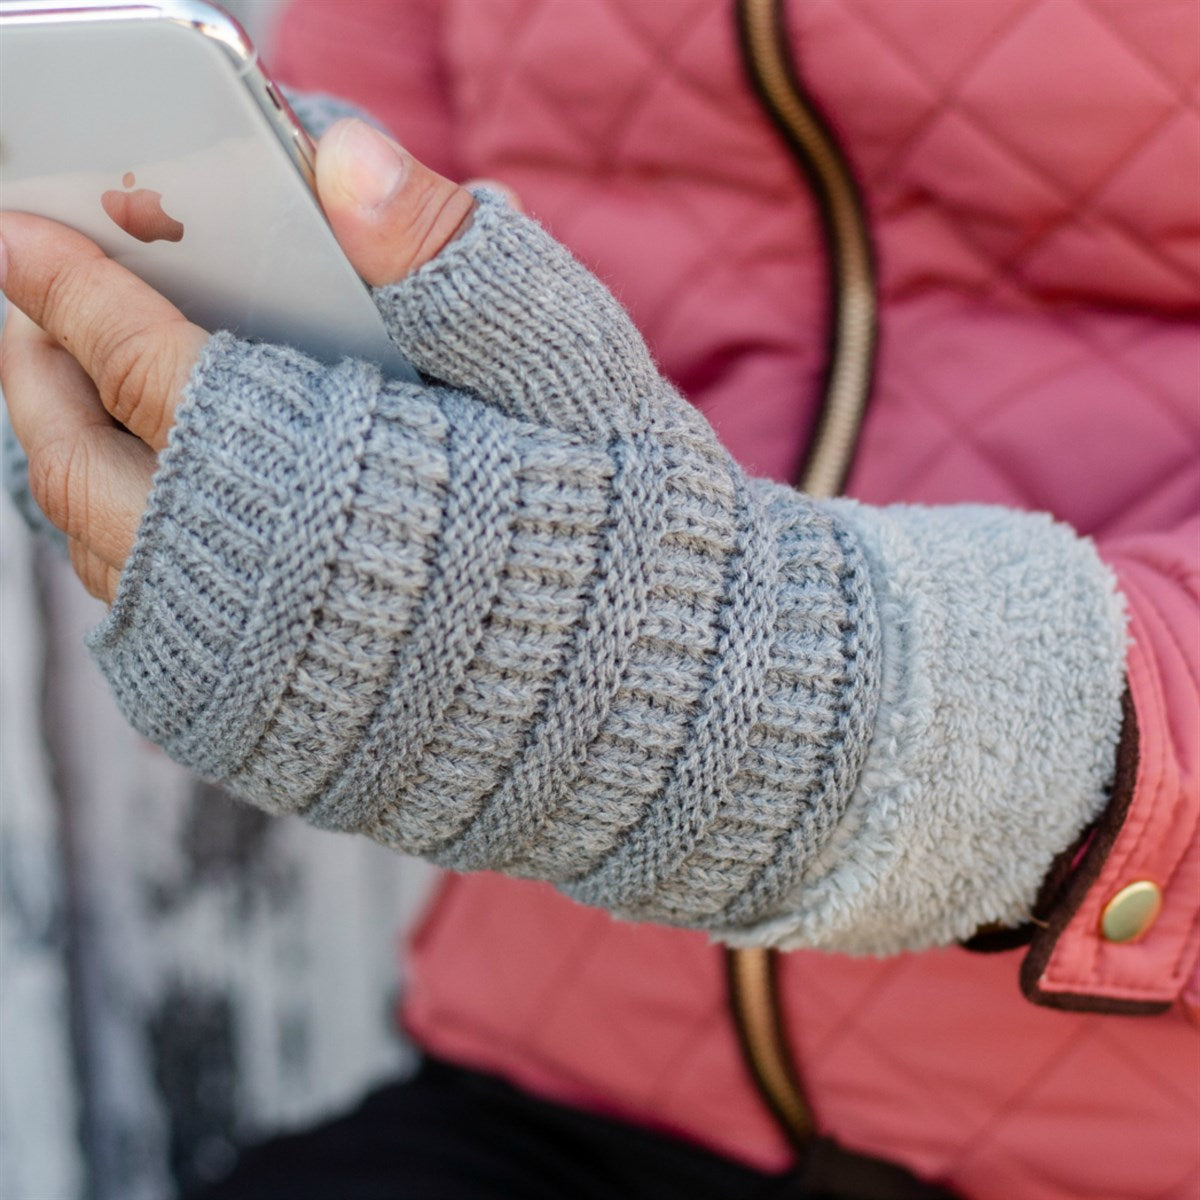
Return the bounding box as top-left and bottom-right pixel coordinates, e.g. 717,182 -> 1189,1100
89,192 -> 881,932
82,192 -> 1126,950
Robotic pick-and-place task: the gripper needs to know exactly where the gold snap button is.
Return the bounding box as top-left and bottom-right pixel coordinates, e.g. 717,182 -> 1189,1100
1100,881 -> 1162,944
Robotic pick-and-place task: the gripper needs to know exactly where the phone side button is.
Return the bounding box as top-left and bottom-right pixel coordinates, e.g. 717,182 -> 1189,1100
293,130 -> 316,176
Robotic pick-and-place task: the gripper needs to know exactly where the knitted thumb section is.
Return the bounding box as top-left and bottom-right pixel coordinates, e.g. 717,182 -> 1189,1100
377,189 -> 671,438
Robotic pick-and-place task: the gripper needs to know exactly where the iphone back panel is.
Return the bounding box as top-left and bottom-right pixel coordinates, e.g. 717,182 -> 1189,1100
0,0 -> 418,379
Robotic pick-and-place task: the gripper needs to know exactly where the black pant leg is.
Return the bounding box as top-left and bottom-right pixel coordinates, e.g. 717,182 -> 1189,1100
187,1056 -> 775,1200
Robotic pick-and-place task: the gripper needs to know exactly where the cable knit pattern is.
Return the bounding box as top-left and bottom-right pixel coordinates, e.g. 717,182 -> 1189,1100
304,391 -> 523,833
45,190 -> 1125,944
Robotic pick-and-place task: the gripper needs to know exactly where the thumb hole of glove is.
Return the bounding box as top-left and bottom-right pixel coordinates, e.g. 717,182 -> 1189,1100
462,179 -> 524,213
320,121 -> 660,440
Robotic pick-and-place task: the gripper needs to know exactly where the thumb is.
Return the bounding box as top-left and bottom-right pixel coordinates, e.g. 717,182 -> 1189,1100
315,119 -> 476,287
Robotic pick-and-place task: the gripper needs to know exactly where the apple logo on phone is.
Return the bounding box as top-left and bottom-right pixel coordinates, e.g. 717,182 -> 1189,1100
101,172 -> 185,243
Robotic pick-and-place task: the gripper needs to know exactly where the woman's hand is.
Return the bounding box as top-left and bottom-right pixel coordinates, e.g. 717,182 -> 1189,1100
0,119 -> 478,603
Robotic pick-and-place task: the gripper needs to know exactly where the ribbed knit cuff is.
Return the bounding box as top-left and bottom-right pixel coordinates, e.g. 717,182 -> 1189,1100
88,332 -> 381,788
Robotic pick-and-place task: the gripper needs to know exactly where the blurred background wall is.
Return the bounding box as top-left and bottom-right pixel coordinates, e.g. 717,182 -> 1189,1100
226,0 -> 284,49
0,3 -> 435,1197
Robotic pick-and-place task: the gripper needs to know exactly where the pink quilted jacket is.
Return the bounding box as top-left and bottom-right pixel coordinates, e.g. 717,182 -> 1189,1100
274,1 -> 1200,1195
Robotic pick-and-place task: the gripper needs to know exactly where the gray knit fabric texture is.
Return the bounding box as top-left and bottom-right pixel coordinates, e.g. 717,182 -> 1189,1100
4,184 -> 1128,948
86,193 -> 883,932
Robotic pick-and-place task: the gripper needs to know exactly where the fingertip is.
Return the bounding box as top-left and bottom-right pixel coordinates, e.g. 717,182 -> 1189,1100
316,119 -> 475,285
317,118 -> 410,214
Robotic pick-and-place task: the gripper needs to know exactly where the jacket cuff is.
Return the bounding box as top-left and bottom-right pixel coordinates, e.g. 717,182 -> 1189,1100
719,500 -> 1129,955
1018,556 -> 1200,1013
1017,692 -> 1162,1011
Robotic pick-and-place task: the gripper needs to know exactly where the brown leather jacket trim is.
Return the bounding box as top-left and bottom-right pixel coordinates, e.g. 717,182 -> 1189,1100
960,923 -> 1035,954
1017,690 -> 1169,1015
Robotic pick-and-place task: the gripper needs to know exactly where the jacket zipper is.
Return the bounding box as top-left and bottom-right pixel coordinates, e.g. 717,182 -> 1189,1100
736,0 -> 877,499
729,0 -> 880,1152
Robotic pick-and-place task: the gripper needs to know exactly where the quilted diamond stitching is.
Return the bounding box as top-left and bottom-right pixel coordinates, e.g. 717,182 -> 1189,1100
598,0 -> 719,162
796,956 -> 913,1059
1015,109 -> 1199,301
1052,307 -> 1200,445
781,0 -> 1199,536
458,0 -> 554,139
1090,109 -> 1200,283
959,1032 -> 1197,1195
1080,0 -> 1200,105
643,992 -> 728,1111
936,1025 -> 1099,1177
847,0 -> 1192,302
1093,1024 -> 1200,1109
842,0 -> 1040,187
886,330 -> 1198,533
772,948 -> 1113,1177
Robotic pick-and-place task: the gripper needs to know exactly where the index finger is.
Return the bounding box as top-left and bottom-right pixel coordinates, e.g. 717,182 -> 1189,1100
0,212 -> 208,450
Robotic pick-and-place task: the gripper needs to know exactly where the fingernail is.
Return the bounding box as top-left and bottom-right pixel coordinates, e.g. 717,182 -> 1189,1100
333,120 -> 409,212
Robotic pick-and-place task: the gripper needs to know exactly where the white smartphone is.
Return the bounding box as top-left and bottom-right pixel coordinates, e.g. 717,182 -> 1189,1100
0,0 -> 419,380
